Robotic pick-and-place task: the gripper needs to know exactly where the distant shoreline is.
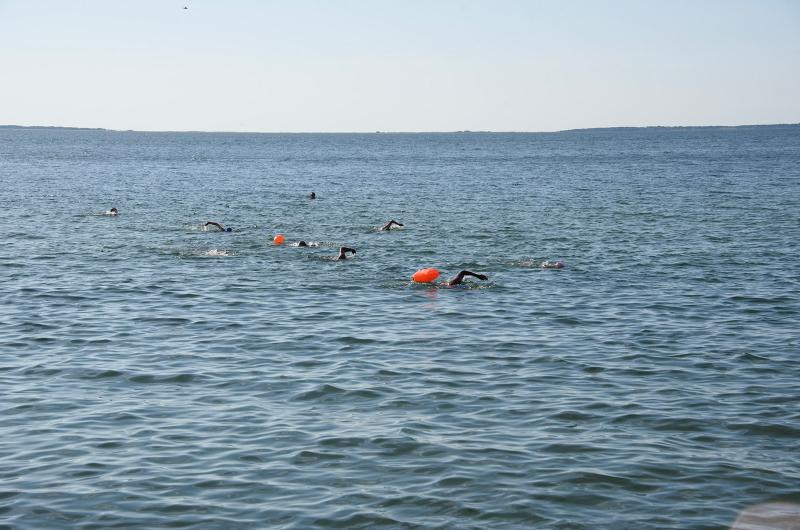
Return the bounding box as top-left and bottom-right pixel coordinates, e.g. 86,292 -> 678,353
1,123 -> 798,134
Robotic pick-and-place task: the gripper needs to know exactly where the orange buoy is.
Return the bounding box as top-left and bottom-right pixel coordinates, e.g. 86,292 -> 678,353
411,268 -> 440,283
273,234 -> 285,245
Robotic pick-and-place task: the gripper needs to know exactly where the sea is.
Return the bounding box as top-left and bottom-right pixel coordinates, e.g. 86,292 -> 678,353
1,125 -> 798,529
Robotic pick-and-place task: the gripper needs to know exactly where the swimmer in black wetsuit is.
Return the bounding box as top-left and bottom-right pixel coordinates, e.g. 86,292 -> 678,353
205,221 -> 232,232
336,247 -> 356,260
447,270 -> 488,286
380,219 -> 404,231
308,191 -> 316,199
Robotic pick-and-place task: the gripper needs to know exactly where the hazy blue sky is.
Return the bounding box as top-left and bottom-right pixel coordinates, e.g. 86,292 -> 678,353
1,0 -> 798,131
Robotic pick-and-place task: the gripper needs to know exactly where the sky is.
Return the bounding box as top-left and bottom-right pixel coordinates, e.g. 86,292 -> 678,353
0,0 -> 798,132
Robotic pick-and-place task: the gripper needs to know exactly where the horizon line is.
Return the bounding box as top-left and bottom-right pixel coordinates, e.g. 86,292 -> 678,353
1,122 -> 798,135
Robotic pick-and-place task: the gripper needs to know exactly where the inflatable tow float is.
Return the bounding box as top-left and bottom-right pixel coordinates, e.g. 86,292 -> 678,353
411,268 -> 440,283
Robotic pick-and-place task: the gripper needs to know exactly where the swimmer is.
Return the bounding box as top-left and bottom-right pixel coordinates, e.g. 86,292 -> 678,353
297,240 -> 309,247
104,207 -> 118,216
308,191 -> 316,199
541,260 -> 564,269
336,247 -> 356,260
380,219 -> 404,231
205,221 -> 232,232
447,270 -> 488,286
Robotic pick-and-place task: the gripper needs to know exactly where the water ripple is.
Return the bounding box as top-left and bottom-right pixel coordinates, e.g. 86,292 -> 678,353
1,127 -> 799,529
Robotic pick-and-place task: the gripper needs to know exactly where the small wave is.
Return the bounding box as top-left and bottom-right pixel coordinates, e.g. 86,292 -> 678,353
127,372 -> 202,384
311,512 -> 405,528
377,226 -> 405,232
292,450 -> 346,462
317,436 -> 367,448
160,246 -> 238,258
204,249 -> 234,257
292,383 -> 383,402
306,253 -> 354,262
188,223 -> 237,233
511,259 -> 544,267
409,281 -> 496,290
512,258 -> 566,269
76,369 -> 124,380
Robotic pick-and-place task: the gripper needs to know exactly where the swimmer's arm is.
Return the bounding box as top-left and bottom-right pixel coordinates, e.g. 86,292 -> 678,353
204,221 -> 224,231
381,220 -> 404,230
336,247 -> 356,260
447,270 -> 488,286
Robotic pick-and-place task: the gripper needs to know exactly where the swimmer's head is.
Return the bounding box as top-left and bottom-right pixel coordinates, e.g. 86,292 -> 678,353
541,260 -> 564,269
298,241 -> 308,247
309,191 -> 316,199
225,227 -> 232,232
109,207 -> 118,214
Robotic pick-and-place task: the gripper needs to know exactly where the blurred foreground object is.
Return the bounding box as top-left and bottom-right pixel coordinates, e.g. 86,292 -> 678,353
731,503 -> 800,530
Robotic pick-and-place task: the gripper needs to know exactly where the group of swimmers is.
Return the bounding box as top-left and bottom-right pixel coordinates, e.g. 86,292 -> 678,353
106,193 -> 563,286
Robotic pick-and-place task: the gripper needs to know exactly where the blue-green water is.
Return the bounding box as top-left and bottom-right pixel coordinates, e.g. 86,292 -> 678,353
1,126 -> 799,529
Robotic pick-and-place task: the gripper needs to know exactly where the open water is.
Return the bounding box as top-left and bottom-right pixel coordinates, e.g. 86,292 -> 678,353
1,125 -> 799,529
